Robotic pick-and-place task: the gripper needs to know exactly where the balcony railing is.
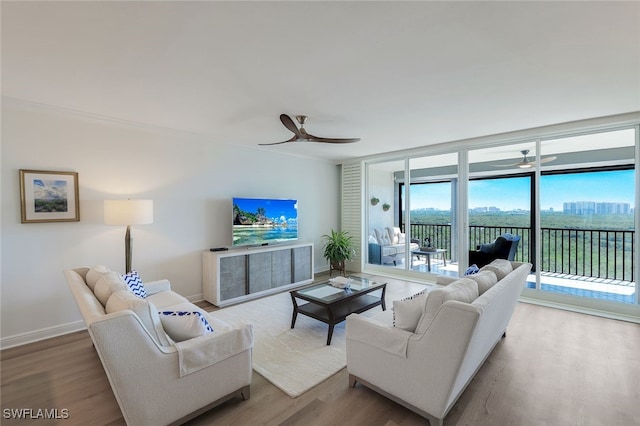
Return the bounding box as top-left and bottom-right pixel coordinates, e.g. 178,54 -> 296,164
406,223 -> 634,282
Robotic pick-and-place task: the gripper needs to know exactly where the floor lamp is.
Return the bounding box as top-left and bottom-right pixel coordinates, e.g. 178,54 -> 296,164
104,199 -> 154,273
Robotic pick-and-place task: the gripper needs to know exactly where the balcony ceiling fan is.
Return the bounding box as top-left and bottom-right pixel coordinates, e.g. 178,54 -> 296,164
259,114 -> 361,146
494,150 -> 557,168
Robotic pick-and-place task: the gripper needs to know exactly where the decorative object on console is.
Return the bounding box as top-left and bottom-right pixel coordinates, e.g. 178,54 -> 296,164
322,229 -> 356,277
104,199 -> 153,273
19,169 -> 79,223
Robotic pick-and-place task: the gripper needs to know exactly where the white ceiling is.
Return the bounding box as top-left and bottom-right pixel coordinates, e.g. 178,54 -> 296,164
2,1 -> 639,162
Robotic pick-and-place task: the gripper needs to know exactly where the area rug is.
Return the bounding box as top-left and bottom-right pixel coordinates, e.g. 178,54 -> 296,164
210,277 -> 430,398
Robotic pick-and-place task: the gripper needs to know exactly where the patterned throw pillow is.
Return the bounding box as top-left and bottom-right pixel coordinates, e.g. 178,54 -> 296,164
158,311 -> 214,342
121,270 -> 147,298
464,264 -> 480,276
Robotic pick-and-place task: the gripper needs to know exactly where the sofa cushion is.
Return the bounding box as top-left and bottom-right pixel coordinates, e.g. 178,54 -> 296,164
465,270 -> 498,295
158,311 -> 214,342
393,290 -> 428,332
481,259 -> 513,280
374,229 -> 391,246
86,265 -> 111,291
106,290 -> 171,346
94,272 -> 128,306
121,270 -> 147,298
415,278 -> 479,334
147,290 -> 190,310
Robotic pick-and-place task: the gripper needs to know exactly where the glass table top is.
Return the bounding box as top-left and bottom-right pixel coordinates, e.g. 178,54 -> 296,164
293,276 -> 385,303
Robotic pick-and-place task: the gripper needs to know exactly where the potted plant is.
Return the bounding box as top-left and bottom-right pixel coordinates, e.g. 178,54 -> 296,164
322,229 -> 356,276
382,203 -> 391,211
370,196 -> 380,206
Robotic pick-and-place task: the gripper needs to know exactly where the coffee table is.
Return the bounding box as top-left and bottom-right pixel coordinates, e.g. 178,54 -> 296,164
290,276 -> 386,345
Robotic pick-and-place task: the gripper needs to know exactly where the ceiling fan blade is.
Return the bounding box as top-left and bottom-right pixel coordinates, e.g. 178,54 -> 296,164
493,161 -> 522,167
259,134 -> 298,146
537,156 -> 557,164
307,133 -> 360,144
280,114 -> 303,137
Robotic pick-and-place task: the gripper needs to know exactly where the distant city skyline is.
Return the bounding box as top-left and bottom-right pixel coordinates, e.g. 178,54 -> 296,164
408,170 -> 634,211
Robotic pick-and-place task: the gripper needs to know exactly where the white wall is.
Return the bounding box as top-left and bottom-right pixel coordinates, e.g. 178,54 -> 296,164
0,99 -> 340,347
367,163 -> 400,233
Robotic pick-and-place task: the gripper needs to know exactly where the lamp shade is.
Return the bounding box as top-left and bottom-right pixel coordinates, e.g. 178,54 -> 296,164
104,199 -> 154,225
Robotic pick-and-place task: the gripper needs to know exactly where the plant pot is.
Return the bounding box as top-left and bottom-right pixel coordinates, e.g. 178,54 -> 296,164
330,259 -> 346,276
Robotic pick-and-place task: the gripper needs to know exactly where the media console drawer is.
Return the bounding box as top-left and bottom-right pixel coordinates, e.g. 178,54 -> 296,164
202,243 -> 314,307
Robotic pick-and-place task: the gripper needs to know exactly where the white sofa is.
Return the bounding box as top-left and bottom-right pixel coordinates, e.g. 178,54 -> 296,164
368,226 -> 419,265
64,266 -> 254,426
346,260 -> 532,426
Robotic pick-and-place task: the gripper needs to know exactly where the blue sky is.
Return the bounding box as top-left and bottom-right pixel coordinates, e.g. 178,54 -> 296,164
409,170 -> 634,211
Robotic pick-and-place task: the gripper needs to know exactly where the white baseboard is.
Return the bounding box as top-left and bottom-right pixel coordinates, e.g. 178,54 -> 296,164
2,292 -> 205,349
0,320 -> 86,350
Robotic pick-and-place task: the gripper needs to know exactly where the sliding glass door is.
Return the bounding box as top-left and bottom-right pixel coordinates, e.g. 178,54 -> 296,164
538,129 -> 636,303
360,118 -> 639,317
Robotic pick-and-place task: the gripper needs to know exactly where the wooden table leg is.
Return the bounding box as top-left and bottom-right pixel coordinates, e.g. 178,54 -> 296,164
290,293 -> 298,329
327,324 -> 335,345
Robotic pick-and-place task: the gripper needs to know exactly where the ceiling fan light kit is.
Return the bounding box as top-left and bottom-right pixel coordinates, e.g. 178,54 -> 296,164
259,114 -> 361,146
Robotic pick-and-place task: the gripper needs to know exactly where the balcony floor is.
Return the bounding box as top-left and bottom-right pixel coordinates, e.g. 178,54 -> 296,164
384,256 -> 637,304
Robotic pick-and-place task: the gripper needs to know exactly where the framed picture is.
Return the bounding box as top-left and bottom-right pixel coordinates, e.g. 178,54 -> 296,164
19,170 -> 80,223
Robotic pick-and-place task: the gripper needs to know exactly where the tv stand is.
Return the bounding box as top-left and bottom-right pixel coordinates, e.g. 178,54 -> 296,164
202,242 -> 313,307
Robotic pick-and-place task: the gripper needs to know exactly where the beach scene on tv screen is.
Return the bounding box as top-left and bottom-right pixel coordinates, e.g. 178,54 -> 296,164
233,198 -> 298,246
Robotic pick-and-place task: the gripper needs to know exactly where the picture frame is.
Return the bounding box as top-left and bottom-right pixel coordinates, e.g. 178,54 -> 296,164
19,169 -> 80,223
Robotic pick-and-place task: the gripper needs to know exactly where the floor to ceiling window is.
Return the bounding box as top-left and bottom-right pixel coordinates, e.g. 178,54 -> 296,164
357,116 -> 639,318
403,153 -> 458,275
538,129 -> 636,304
365,159 -> 407,271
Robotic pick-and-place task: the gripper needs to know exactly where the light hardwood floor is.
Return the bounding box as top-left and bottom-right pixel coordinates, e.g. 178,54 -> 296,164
2,290 -> 639,425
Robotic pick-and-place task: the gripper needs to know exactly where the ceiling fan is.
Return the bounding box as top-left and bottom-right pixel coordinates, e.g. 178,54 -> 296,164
259,114 -> 361,146
494,150 -> 557,168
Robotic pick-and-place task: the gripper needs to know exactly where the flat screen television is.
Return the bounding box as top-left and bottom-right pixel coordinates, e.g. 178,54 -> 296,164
232,197 -> 298,247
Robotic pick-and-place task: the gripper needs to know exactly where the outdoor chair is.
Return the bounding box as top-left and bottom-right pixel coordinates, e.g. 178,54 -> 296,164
468,234 -> 520,268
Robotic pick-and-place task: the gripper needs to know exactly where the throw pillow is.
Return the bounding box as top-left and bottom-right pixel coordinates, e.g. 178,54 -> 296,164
479,241 -> 495,253
368,235 -> 378,244
414,278 -> 479,334
85,265 -> 111,291
392,290 -> 428,332
94,272 -> 128,306
481,259 -> 513,280
105,290 -> 171,346
464,264 -> 480,276
158,311 -> 214,342
121,270 -> 148,298
465,270 -> 498,295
